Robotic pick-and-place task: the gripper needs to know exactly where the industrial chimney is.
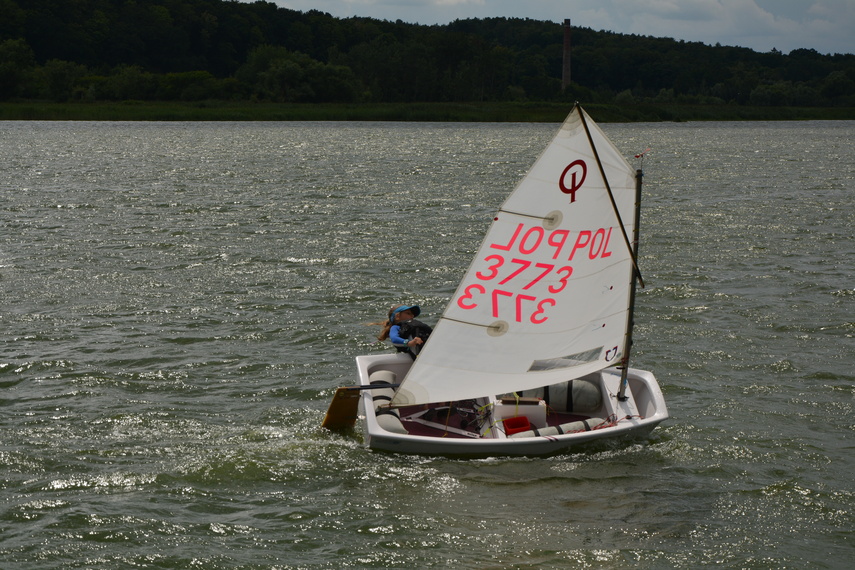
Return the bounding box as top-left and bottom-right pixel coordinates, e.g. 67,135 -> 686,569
562,19 -> 572,90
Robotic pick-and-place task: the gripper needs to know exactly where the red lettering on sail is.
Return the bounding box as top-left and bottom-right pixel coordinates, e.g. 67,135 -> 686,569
547,229 -> 569,260
490,222 -> 523,251
548,266 -> 573,293
601,227 -> 613,258
531,299 -> 555,324
559,159 -> 587,203
490,225 -> 570,259
590,228 -> 613,259
568,231 -> 591,261
475,255 -> 504,280
519,227 -> 544,254
467,219 -> 617,324
499,258 -> 531,285
526,263 -> 554,290
569,227 -> 613,261
457,283 -> 486,310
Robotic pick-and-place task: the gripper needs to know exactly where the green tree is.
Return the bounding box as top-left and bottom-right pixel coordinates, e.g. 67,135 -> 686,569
749,82 -> 792,106
37,59 -> 88,102
0,38 -> 35,99
820,70 -> 855,104
0,0 -> 26,38
2,0 -> 854,106
237,45 -> 361,102
160,70 -> 220,100
100,65 -> 160,100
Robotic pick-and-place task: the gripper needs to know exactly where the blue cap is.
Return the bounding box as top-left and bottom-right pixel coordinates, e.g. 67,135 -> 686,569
389,305 -> 420,323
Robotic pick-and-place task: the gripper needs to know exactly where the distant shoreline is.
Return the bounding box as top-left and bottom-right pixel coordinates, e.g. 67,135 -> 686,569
2,101 -> 853,122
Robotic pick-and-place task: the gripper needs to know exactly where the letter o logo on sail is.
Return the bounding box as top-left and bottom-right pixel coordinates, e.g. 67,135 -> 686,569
559,159 -> 587,203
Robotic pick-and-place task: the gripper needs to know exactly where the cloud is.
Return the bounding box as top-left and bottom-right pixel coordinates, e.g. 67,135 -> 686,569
434,0 -> 486,6
569,0 -> 854,53
270,0 -> 854,54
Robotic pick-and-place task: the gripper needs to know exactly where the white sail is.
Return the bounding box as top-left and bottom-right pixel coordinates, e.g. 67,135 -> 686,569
392,105 -> 639,406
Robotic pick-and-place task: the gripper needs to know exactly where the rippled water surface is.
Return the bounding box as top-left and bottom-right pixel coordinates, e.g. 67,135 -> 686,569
1,119 -> 853,568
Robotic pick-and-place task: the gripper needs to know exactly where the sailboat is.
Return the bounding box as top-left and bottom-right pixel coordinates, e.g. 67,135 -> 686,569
323,103 -> 668,456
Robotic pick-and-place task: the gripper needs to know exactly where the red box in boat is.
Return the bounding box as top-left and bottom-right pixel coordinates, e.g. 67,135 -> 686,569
503,416 -> 531,435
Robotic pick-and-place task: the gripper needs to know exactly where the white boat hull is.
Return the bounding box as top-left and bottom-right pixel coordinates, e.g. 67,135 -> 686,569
356,353 -> 668,457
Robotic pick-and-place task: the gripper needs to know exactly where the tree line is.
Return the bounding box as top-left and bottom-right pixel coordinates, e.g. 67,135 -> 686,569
2,0 -> 854,107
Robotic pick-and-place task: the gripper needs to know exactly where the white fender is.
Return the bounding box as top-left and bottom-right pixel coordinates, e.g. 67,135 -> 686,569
508,417 -> 606,439
369,370 -> 408,435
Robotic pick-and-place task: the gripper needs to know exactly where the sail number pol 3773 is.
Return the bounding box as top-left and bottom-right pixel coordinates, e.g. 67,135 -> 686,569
456,221 -> 615,323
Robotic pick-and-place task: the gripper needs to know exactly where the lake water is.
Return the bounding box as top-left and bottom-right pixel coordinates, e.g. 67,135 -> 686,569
1,118 -> 853,568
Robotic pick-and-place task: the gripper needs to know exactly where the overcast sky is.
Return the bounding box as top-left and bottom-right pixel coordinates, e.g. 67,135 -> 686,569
264,0 -> 854,55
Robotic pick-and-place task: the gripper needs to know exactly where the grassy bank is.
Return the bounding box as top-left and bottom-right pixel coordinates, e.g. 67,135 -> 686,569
1,100 -> 853,122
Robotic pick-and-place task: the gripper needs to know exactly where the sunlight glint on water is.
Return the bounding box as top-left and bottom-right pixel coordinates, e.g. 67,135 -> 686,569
1,119 -> 853,568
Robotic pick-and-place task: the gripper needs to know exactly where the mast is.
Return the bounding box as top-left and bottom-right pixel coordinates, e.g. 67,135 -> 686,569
617,169 -> 643,401
562,19 -> 572,91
